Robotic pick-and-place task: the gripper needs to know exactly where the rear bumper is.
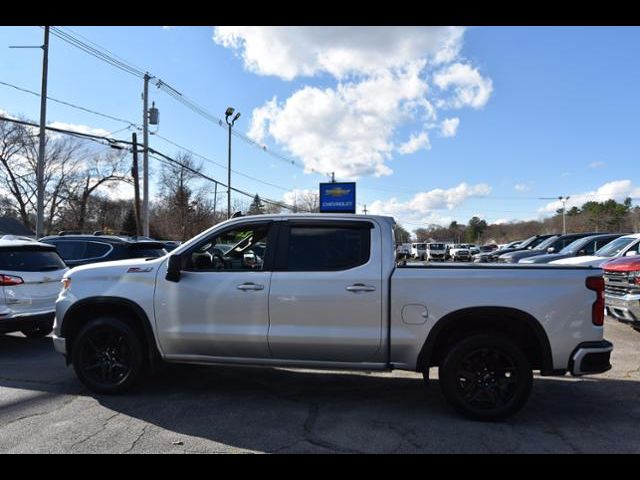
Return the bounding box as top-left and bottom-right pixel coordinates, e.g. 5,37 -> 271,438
0,311 -> 55,334
569,340 -> 613,376
605,293 -> 640,324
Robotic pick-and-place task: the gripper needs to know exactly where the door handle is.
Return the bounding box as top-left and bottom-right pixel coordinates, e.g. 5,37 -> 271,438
345,283 -> 376,293
236,282 -> 264,291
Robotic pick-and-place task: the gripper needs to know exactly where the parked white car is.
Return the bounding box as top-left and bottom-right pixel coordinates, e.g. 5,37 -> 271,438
449,244 -> 473,261
411,242 -> 427,260
550,233 -> 640,267
426,242 -> 447,261
54,214 -> 612,421
0,239 -> 68,337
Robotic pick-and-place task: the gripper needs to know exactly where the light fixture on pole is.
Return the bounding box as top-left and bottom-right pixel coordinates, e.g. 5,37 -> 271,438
558,196 -> 570,234
225,107 -> 241,219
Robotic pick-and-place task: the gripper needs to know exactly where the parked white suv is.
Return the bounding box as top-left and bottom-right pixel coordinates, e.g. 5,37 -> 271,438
0,238 -> 68,337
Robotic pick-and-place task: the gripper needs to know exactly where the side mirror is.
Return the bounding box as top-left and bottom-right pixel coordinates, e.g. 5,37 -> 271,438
547,247 -> 555,253
625,251 -> 638,257
166,254 -> 184,282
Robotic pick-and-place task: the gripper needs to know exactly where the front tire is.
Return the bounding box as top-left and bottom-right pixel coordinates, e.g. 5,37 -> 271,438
71,316 -> 144,395
438,334 -> 533,421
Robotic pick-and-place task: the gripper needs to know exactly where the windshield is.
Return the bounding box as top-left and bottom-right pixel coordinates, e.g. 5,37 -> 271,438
594,237 -> 636,257
532,235 -> 559,251
429,243 -> 445,249
559,237 -> 587,254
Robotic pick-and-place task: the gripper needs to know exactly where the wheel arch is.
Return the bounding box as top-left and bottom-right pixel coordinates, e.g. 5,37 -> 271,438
61,296 -> 161,367
416,306 -> 554,375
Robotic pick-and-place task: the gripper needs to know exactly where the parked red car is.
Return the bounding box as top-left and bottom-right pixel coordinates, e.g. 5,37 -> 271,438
602,255 -> 640,327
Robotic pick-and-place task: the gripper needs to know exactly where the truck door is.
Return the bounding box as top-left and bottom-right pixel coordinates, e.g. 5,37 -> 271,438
154,220 -> 276,359
268,220 -> 383,362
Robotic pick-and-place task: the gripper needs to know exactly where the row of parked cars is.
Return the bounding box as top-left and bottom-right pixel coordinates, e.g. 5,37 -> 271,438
474,231 -> 640,330
399,242 -> 499,262
0,232 -> 179,338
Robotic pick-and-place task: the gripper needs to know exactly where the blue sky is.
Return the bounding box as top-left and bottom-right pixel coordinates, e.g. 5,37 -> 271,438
1,26 -> 639,231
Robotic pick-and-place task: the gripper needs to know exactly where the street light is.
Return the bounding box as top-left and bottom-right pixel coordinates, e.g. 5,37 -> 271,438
558,196 -> 570,234
225,107 -> 241,219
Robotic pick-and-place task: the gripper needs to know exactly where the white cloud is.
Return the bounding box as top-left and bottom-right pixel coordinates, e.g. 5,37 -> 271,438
589,161 -> 606,169
433,62 -> 493,109
282,188 -> 316,206
398,131 -> 431,154
47,121 -> 111,138
514,183 -> 531,192
368,182 -> 491,226
440,117 -> 460,137
213,26 -> 465,80
162,26 -> 175,30
539,180 -> 640,213
215,26 -> 493,179
493,218 -> 510,225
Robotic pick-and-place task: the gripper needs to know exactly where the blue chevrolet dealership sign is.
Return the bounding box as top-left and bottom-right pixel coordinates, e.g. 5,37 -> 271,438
319,182 -> 356,213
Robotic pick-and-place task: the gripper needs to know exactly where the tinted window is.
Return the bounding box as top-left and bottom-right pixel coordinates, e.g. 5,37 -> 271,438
0,248 -> 66,272
85,242 -> 111,258
127,245 -> 166,259
48,240 -> 86,261
287,226 -> 370,271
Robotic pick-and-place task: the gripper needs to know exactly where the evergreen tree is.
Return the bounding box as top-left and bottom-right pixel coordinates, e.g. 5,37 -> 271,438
247,194 -> 265,215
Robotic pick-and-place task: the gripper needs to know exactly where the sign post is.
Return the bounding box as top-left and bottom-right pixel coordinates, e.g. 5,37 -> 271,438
319,182 -> 356,214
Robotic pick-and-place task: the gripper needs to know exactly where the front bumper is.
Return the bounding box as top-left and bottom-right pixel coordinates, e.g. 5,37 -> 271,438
0,311 -> 55,334
605,293 -> 640,324
569,340 -> 613,376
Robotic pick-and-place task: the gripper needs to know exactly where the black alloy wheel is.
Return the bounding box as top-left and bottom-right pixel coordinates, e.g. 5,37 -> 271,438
72,316 -> 144,394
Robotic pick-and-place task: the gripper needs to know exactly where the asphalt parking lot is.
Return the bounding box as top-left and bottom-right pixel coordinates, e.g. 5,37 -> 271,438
1,317 -> 639,453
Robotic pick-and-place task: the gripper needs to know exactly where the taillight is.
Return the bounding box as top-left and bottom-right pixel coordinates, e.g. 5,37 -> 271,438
586,276 -> 605,326
0,274 -> 24,286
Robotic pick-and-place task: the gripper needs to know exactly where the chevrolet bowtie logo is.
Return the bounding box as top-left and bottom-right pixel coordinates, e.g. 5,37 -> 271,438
325,187 -> 351,197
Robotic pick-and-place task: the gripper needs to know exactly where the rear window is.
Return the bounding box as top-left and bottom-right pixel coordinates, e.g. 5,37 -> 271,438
0,248 -> 66,272
286,226 -> 370,271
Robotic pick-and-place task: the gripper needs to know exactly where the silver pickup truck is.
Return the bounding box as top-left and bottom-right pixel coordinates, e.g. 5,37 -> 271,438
53,214 -> 612,420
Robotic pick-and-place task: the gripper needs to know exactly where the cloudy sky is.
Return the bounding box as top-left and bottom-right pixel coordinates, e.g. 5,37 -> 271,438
1,26 -> 639,229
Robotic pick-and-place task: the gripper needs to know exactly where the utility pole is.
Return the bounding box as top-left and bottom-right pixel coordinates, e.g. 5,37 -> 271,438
331,172 -> 336,183
142,73 -> 150,237
558,196 -> 570,235
131,132 -> 142,237
36,26 -> 50,239
212,181 -> 218,220
225,107 -> 241,219
363,204 -> 368,214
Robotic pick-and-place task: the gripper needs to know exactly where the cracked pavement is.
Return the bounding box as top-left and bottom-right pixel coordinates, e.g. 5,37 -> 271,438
1,317 -> 639,453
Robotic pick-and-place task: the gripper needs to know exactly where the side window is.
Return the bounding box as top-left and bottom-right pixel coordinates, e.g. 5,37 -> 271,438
49,241 -> 86,261
583,240 -> 597,255
187,223 -> 271,271
85,241 -> 111,259
286,226 -> 370,271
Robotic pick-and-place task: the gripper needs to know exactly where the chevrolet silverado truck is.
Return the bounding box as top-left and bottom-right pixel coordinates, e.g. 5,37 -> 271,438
53,214 -> 612,421
602,255 -> 640,328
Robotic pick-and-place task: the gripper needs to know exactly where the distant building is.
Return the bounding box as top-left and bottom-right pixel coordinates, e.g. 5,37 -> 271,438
0,217 -> 35,238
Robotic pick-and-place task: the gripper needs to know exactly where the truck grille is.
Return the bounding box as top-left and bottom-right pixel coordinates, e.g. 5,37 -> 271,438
604,271 -> 640,296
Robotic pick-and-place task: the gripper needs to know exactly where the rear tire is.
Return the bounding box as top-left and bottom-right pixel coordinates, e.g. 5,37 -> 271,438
71,316 -> 145,395
438,334 -> 532,421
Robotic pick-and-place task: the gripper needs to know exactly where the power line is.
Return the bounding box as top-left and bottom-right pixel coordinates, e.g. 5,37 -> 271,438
0,79 -> 140,128
151,132 -> 291,192
0,114 -> 310,213
48,26 -> 145,79
44,26 -> 327,177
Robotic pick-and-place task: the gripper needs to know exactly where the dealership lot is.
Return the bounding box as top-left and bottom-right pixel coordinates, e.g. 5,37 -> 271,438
0,317 -> 638,454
